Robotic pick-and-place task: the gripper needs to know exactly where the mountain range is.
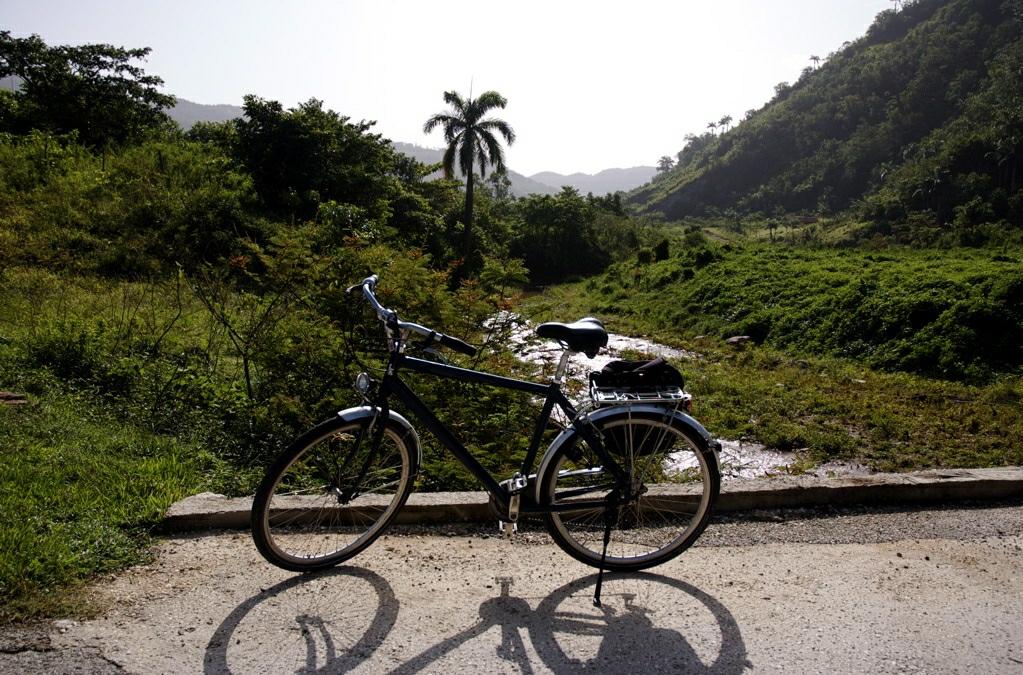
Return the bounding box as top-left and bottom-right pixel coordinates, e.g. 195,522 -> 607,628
166,99 -> 654,196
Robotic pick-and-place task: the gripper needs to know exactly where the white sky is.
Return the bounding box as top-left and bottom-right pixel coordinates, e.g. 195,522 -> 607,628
1,0 -> 891,175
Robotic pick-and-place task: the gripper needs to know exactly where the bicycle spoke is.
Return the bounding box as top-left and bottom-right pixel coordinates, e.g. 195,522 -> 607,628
254,418 -> 412,569
544,414 -> 716,570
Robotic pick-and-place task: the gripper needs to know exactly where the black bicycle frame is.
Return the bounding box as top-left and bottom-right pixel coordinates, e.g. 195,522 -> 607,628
370,352 -> 625,515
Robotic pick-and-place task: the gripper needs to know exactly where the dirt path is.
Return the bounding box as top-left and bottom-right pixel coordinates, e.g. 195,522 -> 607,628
7,504 -> 1023,673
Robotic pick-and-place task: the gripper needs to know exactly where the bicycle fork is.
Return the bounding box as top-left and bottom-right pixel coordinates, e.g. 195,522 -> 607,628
337,404 -> 389,503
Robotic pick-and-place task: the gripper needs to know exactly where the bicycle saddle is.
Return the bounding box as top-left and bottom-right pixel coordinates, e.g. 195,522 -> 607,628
536,317 -> 608,358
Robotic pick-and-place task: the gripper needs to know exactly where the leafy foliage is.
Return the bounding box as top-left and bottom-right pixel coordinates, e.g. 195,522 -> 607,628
553,241 -> 1023,382
0,31 -> 174,147
634,0 -> 1023,243
423,90 -> 516,276
232,96 -> 399,221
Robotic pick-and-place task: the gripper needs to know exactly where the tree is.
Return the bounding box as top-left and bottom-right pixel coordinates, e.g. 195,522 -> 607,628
509,187 -> 609,284
657,155 -> 675,173
233,96 -> 396,220
718,115 -> 733,132
423,90 -> 515,277
0,31 -> 174,147
810,54 -> 821,68
484,168 -> 513,203
707,121 -> 718,135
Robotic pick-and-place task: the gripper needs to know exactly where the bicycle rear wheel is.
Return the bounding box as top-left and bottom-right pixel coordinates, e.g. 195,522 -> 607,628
538,411 -> 719,571
252,415 -> 414,571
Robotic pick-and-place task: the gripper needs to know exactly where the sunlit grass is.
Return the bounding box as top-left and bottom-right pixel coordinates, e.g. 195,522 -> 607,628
524,262 -> 1023,472
0,389 -> 206,621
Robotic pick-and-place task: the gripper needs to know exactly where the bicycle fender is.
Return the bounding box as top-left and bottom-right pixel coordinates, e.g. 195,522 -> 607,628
337,405 -> 423,472
533,404 -> 717,504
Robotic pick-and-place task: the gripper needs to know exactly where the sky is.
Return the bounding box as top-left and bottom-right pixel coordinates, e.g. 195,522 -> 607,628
1,0 -> 892,176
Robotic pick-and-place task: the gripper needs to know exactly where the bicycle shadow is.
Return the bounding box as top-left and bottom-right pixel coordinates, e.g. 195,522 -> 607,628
393,571 -> 749,674
203,566 -> 398,674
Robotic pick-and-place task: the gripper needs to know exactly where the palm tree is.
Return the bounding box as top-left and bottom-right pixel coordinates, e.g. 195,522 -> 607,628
719,115 -> 733,132
810,54 -> 821,68
423,90 -> 515,272
707,121 -> 718,135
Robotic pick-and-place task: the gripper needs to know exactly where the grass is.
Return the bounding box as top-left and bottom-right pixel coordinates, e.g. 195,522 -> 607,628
679,345 -> 1023,471
524,255 -> 1023,473
0,384 -> 209,621
559,242 -> 1023,382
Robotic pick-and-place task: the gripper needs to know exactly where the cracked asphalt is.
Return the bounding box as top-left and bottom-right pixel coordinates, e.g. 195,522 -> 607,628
3,501 -> 1023,674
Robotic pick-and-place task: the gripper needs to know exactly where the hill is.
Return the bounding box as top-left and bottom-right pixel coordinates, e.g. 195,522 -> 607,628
390,141 -> 557,197
530,166 -> 656,196
168,97 -> 244,129
632,0 -> 1022,234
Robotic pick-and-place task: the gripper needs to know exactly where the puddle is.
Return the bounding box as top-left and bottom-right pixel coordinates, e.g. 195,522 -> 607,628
663,440 -> 794,481
493,313 -> 867,481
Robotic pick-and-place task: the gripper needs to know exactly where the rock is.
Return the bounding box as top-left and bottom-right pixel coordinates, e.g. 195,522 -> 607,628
0,391 -> 28,405
725,335 -> 752,346
53,619 -> 79,633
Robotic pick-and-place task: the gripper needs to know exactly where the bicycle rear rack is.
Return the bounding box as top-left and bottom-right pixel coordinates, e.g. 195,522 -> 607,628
589,385 -> 691,407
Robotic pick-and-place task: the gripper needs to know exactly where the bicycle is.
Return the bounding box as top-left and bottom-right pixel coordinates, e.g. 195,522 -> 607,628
251,274 -> 721,602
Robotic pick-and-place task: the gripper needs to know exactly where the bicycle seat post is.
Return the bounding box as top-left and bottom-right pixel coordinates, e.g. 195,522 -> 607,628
553,348 -> 573,383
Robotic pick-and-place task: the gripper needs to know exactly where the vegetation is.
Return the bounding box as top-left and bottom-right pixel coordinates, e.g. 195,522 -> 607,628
3,2 -> 1023,621
0,385 -> 206,620
560,242 -> 1022,382
526,243 -> 1023,472
635,0 -> 1023,247
0,30 -> 174,147
423,90 -> 516,277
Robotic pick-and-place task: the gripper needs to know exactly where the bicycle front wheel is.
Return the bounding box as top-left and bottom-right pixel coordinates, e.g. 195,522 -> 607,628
252,415 -> 415,571
539,411 -> 719,571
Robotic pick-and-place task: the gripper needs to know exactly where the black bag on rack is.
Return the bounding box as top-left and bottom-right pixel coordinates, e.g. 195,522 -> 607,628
589,357 -> 684,390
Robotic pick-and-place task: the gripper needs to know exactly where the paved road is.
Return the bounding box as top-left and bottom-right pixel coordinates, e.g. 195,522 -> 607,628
5,503 -> 1023,674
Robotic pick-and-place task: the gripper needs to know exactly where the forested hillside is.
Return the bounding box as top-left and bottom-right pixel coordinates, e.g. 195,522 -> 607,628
633,0 -> 1023,241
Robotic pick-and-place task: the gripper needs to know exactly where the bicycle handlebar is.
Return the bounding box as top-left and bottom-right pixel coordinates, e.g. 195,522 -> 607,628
347,274 -> 478,357
435,332 -> 478,357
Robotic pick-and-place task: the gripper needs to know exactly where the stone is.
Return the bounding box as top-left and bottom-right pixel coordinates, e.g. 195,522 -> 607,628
0,391 -> 28,405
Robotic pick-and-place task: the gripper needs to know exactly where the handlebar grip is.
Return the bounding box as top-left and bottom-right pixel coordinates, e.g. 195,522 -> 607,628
345,274 -> 379,295
438,333 -> 478,357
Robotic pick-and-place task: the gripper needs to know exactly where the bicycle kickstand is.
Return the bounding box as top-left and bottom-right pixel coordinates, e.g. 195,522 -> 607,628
593,496 -> 616,607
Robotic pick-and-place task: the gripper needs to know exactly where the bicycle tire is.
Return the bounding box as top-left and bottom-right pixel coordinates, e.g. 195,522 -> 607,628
538,410 -> 719,571
252,415 -> 415,571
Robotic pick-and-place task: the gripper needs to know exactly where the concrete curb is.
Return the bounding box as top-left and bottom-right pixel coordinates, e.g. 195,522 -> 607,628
160,466 -> 1023,533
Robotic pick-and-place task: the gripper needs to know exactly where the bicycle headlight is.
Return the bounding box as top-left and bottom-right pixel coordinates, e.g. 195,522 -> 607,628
355,372 -> 372,394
